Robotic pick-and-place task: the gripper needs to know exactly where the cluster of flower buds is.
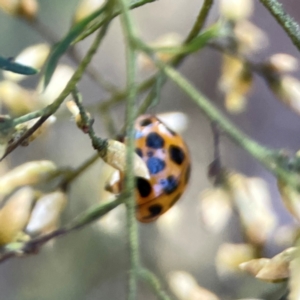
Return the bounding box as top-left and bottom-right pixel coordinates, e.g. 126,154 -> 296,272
66,100 -> 94,134
218,0 -> 267,113
240,247 -> 296,282
199,171 -> 277,247
219,0 -> 300,116
262,54 -> 300,115
0,43 -> 77,154
239,246 -> 300,299
0,0 -> 38,20
0,160 -> 67,247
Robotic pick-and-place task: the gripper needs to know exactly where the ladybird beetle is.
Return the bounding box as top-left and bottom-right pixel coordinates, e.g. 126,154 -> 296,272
106,114 -> 191,222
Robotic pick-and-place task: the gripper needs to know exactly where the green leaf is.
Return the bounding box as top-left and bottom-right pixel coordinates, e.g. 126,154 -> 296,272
42,4 -> 107,89
0,56 -> 37,75
74,0 -> 156,43
152,23 -> 222,55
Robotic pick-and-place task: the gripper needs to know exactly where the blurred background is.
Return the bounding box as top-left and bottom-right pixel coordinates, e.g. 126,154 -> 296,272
0,0 -> 300,299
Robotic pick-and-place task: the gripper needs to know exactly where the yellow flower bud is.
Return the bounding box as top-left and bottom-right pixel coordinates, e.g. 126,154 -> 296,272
271,76 -> 300,115
18,0 -> 38,20
0,187 -> 35,246
66,100 -> 92,133
289,247 -> 300,300
168,271 -> 219,300
73,0 -> 105,24
216,243 -> 256,276
0,81 -> 39,115
225,91 -> 247,114
234,20 -> 268,54
101,139 -> 150,180
227,173 -> 277,246
199,187 -> 232,233
26,191 -> 67,235
266,53 -> 299,73
0,160 -> 57,198
219,0 -> 253,21
240,247 -> 296,282
0,0 -> 38,19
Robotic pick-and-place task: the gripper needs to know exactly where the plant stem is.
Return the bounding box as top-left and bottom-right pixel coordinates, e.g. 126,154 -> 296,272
137,0 -> 214,114
117,0 -> 140,299
0,197 -> 124,264
75,0 -> 157,43
156,61 -> 300,190
0,13 -> 112,160
185,0 -> 214,43
259,0 -> 300,52
138,269 -> 172,300
26,18 -> 117,93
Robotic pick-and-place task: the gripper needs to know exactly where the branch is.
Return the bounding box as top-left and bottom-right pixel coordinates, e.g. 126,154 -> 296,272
259,0 -> 300,52
138,269 -> 171,300
117,0 -> 140,298
139,42 -> 300,192
25,17 -> 118,93
0,11 -> 112,160
137,0 -> 215,115
0,197 -> 123,264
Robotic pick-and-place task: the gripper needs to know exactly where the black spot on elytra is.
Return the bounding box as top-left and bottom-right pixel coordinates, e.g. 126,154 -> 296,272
169,145 -> 185,165
160,176 -> 178,194
147,157 -> 166,174
185,164 -> 191,184
169,193 -> 182,207
140,118 -> 153,127
135,148 -> 143,158
136,177 -> 152,197
146,132 -> 165,149
148,204 -> 163,217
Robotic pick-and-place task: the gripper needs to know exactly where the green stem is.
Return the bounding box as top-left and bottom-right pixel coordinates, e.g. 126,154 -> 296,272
25,18 -> 117,93
154,59 -> 300,190
0,197 -> 123,263
137,0 -> 214,114
184,0 -> 214,43
1,13 -> 112,160
117,0 -> 140,299
138,269 -> 172,300
75,0 -> 157,43
259,0 -> 300,52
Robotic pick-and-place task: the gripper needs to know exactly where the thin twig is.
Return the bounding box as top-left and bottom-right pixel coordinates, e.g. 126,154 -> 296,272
0,12 -> 112,160
138,42 -> 300,192
259,0 -> 300,52
25,18 -> 118,93
138,269 -> 172,300
137,0 -> 214,114
0,197 -> 123,264
117,0 -> 140,298
208,122 -> 223,183
74,0 -> 157,43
